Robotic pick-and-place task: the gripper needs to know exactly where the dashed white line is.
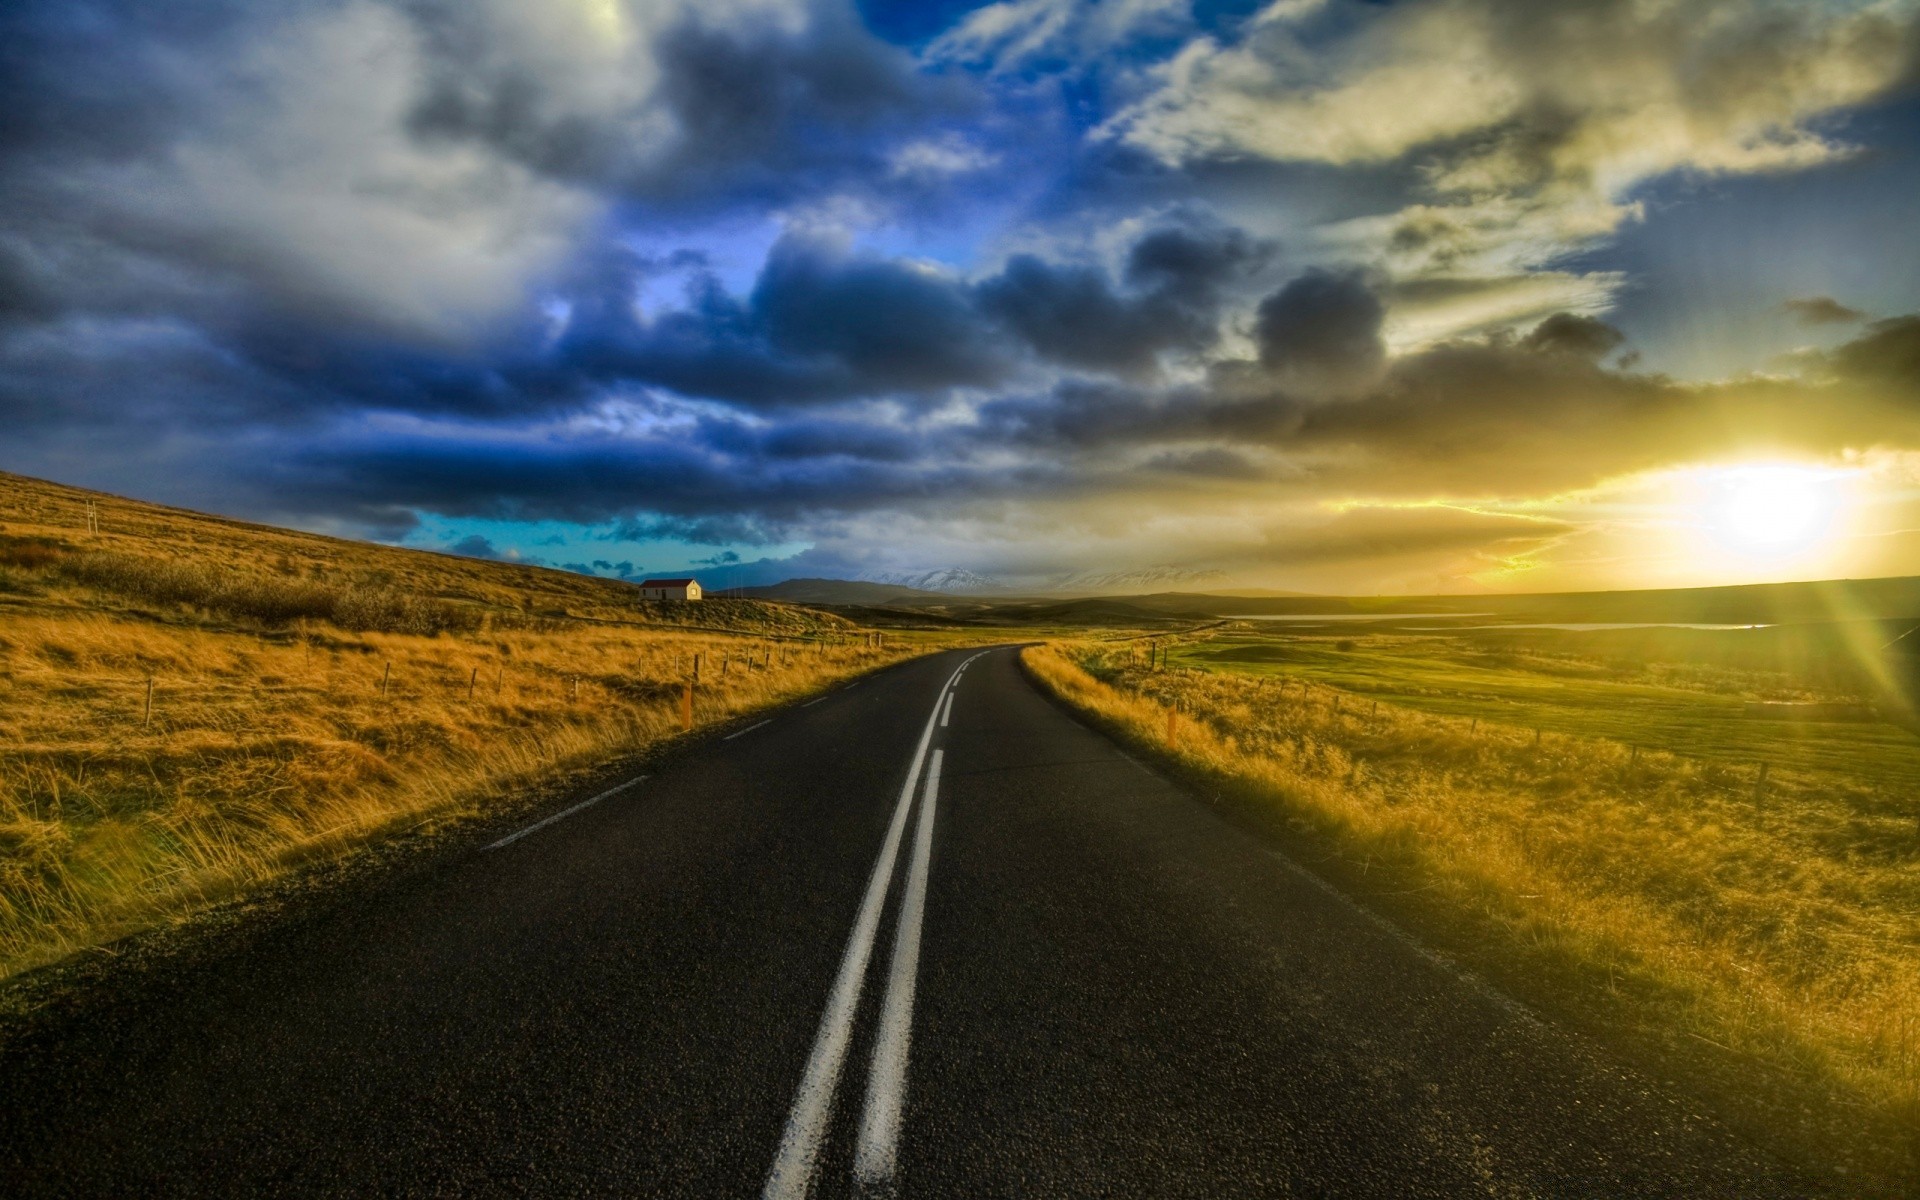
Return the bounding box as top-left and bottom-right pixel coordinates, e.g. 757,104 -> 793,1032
725,719 -> 774,740
487,776 -> 647,850
761,657 -> 966,1200
854,747 -> 942,1190
940,691 -> 954,728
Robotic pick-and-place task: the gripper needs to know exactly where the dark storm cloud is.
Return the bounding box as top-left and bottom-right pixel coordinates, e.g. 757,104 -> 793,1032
541,232 -> 1008,406
1781,296 -> 1867,327
1253,268 -> 1386,397
259,416 -> 1070,538
1520,313 -> 1628,360
401,0 -> 964,211
445,534 -> 502,560
1820,315 -> 1920,385
976,226 -> 1273,375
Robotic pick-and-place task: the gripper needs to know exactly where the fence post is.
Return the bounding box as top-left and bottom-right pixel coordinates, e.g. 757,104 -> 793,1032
468,667 -> 478,701
1754,762 -> 1769,807
381,662 -> 391,696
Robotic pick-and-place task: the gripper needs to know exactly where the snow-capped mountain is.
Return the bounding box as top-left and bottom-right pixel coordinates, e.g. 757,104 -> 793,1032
857,567 -> 1010,594
856,564 -> 1229,595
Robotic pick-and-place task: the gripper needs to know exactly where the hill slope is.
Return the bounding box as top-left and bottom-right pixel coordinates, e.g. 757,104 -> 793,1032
0,471 -> 913,980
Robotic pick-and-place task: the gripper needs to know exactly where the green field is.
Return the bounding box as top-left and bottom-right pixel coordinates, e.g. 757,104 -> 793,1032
1163,623 -> 1920,792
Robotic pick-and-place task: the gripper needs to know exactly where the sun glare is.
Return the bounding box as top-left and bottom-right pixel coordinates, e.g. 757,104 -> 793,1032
1690,463 -> 1849,563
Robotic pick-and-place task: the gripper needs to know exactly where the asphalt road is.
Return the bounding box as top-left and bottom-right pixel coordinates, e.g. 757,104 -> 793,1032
0,646 -> 1818,1196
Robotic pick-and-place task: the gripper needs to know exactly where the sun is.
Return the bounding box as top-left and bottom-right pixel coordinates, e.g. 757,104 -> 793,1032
1693,464 -> 1846,561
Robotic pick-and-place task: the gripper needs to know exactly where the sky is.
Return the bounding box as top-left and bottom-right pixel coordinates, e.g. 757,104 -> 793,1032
3,0 -> 1920,595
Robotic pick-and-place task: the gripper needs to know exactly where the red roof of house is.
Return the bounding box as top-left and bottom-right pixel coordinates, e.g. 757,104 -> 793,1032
637,578 -> 698,587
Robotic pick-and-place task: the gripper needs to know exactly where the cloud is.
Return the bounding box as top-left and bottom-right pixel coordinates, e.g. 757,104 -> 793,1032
445,533 -> 502,559
0,0 -> 962,353
926,0 -> 1190,73
1520,313 -> 1627,361
1782,295 -> 1867,327
976,225 -> 1272,375
1819,314 -> 1920,386
1252,268 -> 1386,397
1107,0 -> 1920,280
5,0 -> 1920,595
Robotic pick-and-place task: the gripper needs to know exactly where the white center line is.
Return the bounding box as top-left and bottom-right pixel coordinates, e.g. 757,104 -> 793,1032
725,719 -> 774,740
853,747 -> 942,1191
761,657 -> 967,1200
487,776 -> 647,850
939,691 -> 954,728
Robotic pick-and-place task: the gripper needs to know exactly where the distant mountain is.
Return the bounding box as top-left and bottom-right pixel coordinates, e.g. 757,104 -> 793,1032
737,577 -> 962,605
1044,565 -> 1231,594
858,567 -> 1009,594
853,563 -> 1231,596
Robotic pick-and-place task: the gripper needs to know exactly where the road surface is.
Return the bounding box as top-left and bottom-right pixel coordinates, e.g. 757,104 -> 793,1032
0,646 -> 1817,1196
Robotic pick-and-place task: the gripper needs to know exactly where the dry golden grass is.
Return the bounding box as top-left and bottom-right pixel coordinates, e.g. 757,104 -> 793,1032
0,471 -> 935,979
1025,640 -> 1920,1184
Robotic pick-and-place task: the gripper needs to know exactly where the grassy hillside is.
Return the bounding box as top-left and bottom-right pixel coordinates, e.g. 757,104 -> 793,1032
0,471 -> 925,980
1026,628 -> 1920,1186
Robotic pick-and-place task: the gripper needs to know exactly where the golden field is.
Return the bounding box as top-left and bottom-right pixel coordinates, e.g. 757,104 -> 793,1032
0,471 -> 933,980
1025,636 -> 1920,1185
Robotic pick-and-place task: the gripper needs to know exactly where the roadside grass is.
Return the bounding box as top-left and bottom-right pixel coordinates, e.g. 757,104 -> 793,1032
0,471 -> 946,980
1024,637 -> 1920,1188
1178,627 -> 1920,788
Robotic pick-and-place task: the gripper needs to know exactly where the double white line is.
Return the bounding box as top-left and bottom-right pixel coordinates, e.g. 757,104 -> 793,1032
763,652 -> 983,1199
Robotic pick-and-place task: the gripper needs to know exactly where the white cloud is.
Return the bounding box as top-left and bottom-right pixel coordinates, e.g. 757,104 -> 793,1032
926,0 -> 1189,72
1106,0 -> 1917,287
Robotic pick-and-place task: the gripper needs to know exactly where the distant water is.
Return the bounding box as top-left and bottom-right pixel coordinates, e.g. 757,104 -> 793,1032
1227,614 -> 1772,631
1459,622 -> 1772,632
1226,613 -> 1494,622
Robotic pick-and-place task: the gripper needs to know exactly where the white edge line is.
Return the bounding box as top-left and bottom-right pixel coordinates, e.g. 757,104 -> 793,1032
801,696 -> 827,707
487,776 -> 647,850
853,747 -> 942,1188
761,660 -> 964,1200
725,719 -> 774,740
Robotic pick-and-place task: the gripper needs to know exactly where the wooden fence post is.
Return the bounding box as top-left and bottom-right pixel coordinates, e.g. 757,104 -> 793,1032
381,662 -> 391,696
1754,762 -> 1769,807
467,667 -> 478,701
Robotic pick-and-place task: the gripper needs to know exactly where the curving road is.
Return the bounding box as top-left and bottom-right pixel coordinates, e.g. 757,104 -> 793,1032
0,646 -> 1818,1196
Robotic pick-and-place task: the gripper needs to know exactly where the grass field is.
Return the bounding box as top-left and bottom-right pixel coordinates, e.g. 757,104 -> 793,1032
1027,625 -> 1920,1186
0,471 -> 953,980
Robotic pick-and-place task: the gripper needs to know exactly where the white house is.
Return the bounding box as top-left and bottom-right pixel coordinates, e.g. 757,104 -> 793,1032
636,577 -> 702,601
